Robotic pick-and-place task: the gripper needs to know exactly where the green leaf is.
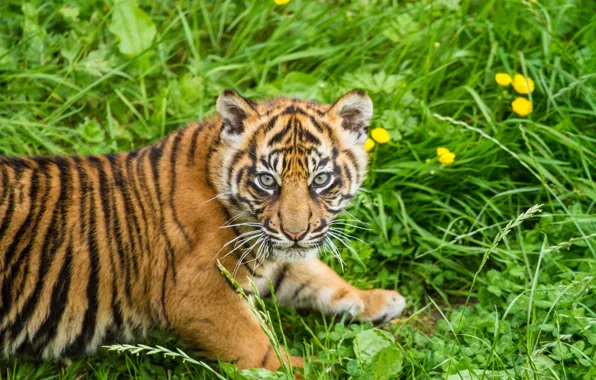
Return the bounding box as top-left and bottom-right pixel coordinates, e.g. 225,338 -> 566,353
355,329 -> 394,362
354,329 -> 403,379
77,46 -> 114,76
372,346 -> 403,379
78,118 -> 105,144
487,285 -> 503,296
108,0 -> 156,57
530,355 -> 556,374
588,333 -> 596,346
346,359 -> 362,376
59,6 -> 80,22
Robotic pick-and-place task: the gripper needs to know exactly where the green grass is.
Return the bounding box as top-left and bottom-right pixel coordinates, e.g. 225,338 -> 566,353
1,0 -> 596,378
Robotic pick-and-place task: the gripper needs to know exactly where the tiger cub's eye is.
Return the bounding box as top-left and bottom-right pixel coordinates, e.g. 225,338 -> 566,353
312,173 -> 332,188
257,174 -> 277,189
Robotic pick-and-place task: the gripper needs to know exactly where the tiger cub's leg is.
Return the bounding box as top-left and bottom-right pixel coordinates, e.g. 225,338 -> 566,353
274,258 -> 406,324
165,263 -> 303,372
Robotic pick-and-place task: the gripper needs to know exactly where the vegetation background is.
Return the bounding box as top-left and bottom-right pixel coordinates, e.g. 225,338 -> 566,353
1,0 -> 595,378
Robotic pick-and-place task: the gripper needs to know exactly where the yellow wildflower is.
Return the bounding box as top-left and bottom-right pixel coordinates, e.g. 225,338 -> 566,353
364,138 -> 375,152
495,73 -> 512,86
512,74 -> 535,94
512,97 -> 533,116
274,0 -> 291,4
437,147 -> 456,164
436,147 -> 449,156
371,128 -> 390,143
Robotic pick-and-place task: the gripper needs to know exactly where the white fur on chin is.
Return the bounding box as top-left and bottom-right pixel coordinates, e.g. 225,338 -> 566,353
270,247 -> 319,263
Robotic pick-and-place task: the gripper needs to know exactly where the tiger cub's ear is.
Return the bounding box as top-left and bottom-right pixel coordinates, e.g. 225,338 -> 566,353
327,89 -> 373,146
216,89 -> 259,144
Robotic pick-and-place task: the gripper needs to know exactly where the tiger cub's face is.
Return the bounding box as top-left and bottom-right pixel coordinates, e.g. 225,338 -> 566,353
214,90 -> 372,262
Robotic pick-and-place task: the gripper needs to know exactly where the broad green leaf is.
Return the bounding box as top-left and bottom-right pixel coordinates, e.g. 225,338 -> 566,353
354,330 -> 403,379
372,346 -> 403,380
354,329 -> 394,363
108,0 -> 156,57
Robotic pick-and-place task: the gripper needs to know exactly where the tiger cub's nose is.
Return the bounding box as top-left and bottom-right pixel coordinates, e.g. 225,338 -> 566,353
282,227 -> 308,242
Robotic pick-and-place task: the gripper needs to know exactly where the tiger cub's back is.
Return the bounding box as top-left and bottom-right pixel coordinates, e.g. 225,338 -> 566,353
0,127 -> 208,358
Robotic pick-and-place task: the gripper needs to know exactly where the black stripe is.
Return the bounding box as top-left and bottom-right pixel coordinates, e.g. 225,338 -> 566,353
261,345 -> 273,367
293,109 -> 327,134
291,282 -> 309,301
111,280 -> 123,329
94,156 -> 122,324
207,134 -> 221,167
267,119 -> 293,147
2,168 -> 40,272
76,158 -> 100,350
227,150 -> 246,191
259,156 -> 270,169
312,219 -> 327,234
148,144 -> 175,325
264,115 -> 279,132
0,181 -> 16,244
169,131 -> 191,243
317,157 -> 330,169
0,158 -> 30,173
126,152 -> 151,257
301,128 -> 321,145
136,148 -> 160,244
33,240 -> 73,351
149,144 -> 177,279
105,156 -> 133,302
93,157 -> 115,251
341,150 -> 360,182
161,265 -> 170,323
136,148 -> 158,210
0,169 -> 8,205
187,125 -> 203,165
282,105 -> 296,115
63,158 -> 97,354
273,265 -> 288,292
107,156 -> 141,275
342,163 -> 353,186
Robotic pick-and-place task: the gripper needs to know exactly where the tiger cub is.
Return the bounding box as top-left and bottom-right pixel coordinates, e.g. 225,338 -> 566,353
0,89 -> 406,371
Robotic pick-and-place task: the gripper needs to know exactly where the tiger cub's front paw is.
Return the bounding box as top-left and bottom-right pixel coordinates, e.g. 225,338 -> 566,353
358,289 -> 406,325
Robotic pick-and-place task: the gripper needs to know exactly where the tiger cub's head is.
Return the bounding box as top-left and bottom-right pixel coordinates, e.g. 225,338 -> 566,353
213,89 -> 372,262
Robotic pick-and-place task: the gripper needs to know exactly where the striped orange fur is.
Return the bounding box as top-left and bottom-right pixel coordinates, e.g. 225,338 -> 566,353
0,90 -> 405,371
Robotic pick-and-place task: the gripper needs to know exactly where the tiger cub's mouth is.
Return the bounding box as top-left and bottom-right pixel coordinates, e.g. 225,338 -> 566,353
269,245 -> 319,263
266,234 -> 325,263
